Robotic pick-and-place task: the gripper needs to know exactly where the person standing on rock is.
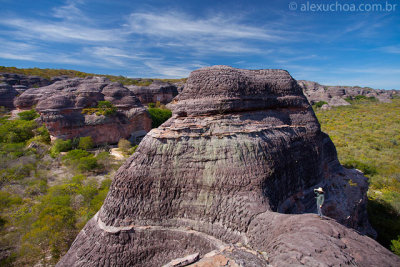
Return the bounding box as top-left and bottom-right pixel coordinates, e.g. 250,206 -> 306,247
314,187 -> 325,218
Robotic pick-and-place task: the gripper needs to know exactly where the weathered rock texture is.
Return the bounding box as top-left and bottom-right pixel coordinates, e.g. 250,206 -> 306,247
127,81 -> 179,104
15,76 -> 151,144
298,80 -> 399,107
0,83 -> 18,109
58,66 -> 400,266
0,73 -> 52,109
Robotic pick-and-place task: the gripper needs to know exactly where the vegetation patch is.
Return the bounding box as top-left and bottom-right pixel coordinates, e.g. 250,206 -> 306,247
147,102 -> 172,128
0,108 -> 125,265
313,101 -> 328,108
315,98 -> 400,255
0,66 -> 187,86
82,101 -> 117,116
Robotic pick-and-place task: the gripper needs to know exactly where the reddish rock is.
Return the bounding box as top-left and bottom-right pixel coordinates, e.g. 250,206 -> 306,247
15,76 -> 151,144
57,66 -> 400,266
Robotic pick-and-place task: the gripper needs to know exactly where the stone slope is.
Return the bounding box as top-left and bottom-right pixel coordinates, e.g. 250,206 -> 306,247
14,76 -> 151,144
298,80 -> 399,107
58,66 -> 400,266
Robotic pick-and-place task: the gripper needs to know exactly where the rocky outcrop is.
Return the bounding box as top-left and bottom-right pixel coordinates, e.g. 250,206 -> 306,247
0,73 -> 52,109
58,66 -> 400,266
298,80 -> 399,107
15,76 -> 151,145
0,72 -> 51,88
0,83 -> 18,109
127,81 -> 179,104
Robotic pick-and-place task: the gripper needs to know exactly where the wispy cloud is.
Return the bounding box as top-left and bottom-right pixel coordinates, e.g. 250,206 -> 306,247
53,0 -> 87,22
379,45 -> 400,54
0,18 -> 121,43
126,11 -> 284,41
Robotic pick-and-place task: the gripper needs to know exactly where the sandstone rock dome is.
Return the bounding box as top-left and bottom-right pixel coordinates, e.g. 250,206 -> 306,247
58,66 -> 400,266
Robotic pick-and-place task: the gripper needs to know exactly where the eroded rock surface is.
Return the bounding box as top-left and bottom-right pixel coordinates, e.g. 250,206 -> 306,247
127,81 -> 179,104
0,73 -> 52,109
298,80 -> 399,107
58,66 -> 400,266
15,76 -> 151,144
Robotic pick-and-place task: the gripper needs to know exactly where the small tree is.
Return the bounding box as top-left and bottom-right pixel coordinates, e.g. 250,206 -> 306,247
18,109 -> 39,121
78,136 -> 94,150
50,139 -> 73,157
391,236 -> 400,256
118,138 -> 131,154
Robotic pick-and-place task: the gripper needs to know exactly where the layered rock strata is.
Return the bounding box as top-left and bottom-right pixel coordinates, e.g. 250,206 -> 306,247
58,66 -> 400,266
15,76 -> 151,144
127,81 -> 179,104
298,80 -> 399,107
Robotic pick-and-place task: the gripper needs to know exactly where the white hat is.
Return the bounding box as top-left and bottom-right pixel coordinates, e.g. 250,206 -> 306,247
316,187 -> 324,192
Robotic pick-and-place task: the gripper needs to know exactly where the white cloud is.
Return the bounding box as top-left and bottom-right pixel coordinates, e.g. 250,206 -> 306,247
127,11 -> 284,41
379,45 -> 400,54
0,18 -> 120,43
124,10 -> 284,56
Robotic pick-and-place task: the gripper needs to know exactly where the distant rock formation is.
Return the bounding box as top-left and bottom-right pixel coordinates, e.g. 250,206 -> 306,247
0,83 -> 18,109
58,66 -> 399,266
298,80 -> 399,107
0,73 -> 52,109
127,81 -> 179,104
15,76 -> 151,145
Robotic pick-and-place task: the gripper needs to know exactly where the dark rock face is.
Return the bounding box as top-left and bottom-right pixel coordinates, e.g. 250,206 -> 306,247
58,66 -> 400,266
127,81 -> 179,104
0,83 -> 18,109
15,76 -> 151,145
298,80 -> 399,107
0,72 -> 51,88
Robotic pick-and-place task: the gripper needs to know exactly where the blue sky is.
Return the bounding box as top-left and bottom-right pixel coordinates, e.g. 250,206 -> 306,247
0,0 -> 399,89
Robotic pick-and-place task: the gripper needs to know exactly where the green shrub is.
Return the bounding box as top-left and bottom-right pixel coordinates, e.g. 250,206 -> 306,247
82,101 -> 116,116
148,107 -> 172,128
96,151 -> 116,171
0,163 -> 36,185
34,126 -> 51,144
63,149 -> 100,173
391,236 -> 400,256
63,149 -> 90,163
50,139 -> 72,157
77,157 -> 99,172
148,102 -> 156,108
0,142 -> 25,158
18,109 -> 39,121
118,138 -> 131,153
78,136 -> 94,150
0,191 -> 23,211
313,101 -> 328,108
345,95 -> 378,103
0,119 -> 36,143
